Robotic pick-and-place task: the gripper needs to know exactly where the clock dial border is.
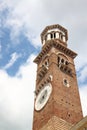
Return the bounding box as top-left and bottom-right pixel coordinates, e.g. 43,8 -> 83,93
35,83 -> 52,111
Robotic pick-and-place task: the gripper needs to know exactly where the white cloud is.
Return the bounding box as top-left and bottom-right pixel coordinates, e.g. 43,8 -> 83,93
1,0 -> 43,47
79,85 -> 87,116
78,65 -> 87,83
0,54 -> 37,130
3,52 -> 21,69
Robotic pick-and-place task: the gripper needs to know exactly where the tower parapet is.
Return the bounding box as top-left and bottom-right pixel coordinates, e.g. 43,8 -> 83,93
41,24 -> 68,47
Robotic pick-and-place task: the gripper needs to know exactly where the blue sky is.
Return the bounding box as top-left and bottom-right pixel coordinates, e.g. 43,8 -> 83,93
0,0 -> 87,130
0,25 -> 37,75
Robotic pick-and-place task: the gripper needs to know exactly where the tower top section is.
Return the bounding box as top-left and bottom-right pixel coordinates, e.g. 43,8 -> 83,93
41,24 -> 68,46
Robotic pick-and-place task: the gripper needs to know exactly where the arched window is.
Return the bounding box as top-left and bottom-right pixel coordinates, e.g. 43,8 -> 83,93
59,33 -> 63,40
58,56 -> 60,63
61,59 -> 64,64
45,60 -> 49,67
50,33 -> 53,39
50,32 -> 56,39
65,61 -> 68,65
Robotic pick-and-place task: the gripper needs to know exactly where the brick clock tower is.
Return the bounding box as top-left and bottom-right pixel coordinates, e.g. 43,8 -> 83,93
32,24 -> 83,130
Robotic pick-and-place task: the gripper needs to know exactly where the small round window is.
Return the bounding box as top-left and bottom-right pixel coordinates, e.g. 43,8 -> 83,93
63,79 -> 70,87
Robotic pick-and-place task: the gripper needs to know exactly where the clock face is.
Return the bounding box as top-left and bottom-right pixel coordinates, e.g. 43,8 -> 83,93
35,83 -> 52,111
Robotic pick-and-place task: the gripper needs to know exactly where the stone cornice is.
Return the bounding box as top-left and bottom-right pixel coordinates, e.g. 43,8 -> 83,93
34,40 -> 77,64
